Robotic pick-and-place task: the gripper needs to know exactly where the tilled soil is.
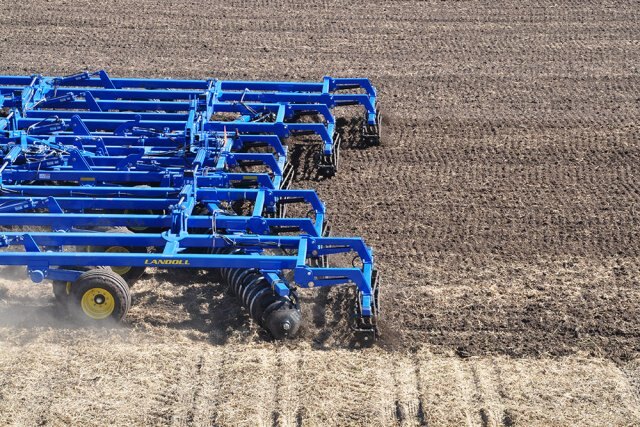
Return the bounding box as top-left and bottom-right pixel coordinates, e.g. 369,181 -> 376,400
1,0 -> 639,359
0,0 -> 639,424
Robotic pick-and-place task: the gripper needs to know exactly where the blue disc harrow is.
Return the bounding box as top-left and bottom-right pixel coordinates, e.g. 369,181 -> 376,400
0,70 -> 381,340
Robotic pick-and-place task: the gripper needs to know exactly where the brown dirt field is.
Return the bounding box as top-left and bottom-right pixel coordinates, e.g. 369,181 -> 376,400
1,0 -> 640,425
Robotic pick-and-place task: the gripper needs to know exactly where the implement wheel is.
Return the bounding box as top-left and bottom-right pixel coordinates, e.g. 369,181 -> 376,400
87,227 -> 149,285
52,280 -> 71,303
68,269 -> 131,323
52,265 -> 98,303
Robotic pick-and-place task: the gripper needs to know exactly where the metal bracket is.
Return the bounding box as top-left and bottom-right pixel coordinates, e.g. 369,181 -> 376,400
70,115 -> 92,136
115,114 -> 142,136
67,148 -> 93,171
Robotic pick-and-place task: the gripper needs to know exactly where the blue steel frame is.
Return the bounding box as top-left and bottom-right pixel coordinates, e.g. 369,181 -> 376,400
0,70 -> 379,157
0,70 -> 380,334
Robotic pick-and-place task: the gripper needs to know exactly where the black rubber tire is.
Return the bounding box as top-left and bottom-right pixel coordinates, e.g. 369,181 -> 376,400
52,280 -> 70,303
52,265 -> 104,303
68,269 -> 131,323
87,227 -> 149,285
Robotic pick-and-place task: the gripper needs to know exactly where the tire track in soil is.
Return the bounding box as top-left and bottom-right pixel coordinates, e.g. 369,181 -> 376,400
491,360 -> 517,427
203,347 -> 226,426
451,360 -> 479,427
294,349 -> 391,425
204,346 -> 230,426
374,354 -> 398,425
469,361 -> 509,427
215,346 -> 278,425
173,353 -> 205,426
410,353 -> 430,426
294,357 -> 307,427
271,348 -> 300,426
148,350 -> 199,424
391,356 -> 426,426
502,362 -> 533,426
270,348 -> 284,427
414,355 -> 469,426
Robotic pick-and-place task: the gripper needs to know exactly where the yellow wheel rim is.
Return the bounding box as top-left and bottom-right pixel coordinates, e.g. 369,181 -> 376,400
104,246 -> 132,276
80,288 -> 115,319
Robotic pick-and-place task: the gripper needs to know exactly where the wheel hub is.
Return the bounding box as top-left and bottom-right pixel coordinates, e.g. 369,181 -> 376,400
81,288 -> 115,319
